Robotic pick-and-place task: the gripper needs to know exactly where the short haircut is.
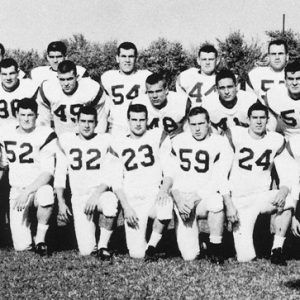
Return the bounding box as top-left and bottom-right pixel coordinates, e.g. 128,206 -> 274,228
247,101 -> 269,118
117,42 -> 138,57
127,103 -> 148,119
268,39 -> 288,54
17,98 -> 38,114
188,106 -> 210,123
0,58 -> 18,72
146,72 -> 167,88
77,105 -> 97,122
284,61 -> 300,77
215,68 -> 236,86
198,44 -> 218,58
0,43 -> 5,56
57,60 -> 77,76
47,41 -> 67,56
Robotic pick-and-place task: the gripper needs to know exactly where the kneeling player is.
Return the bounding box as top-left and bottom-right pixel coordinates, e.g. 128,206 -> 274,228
55,106 -> 118,259
166,107 -> 237,262
0,99 -> 57,255
112,104 -> 173,260
227,102 -> 295,265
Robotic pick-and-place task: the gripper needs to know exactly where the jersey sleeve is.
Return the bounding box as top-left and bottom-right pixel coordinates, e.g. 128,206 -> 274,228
54,141 -> 68,189
36,82 -> 52,127
39,131 -> 57,175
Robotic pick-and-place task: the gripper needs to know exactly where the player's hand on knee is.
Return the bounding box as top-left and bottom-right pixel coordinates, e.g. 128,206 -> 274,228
225,203 -> 239,230
156,190 -> 170,206
291,216 -> 300,237
58,202 -> 72,223
124,206 -> 139,229
13,190 -> 32,211
84,196 -> 98,215
272,187 -> 289,209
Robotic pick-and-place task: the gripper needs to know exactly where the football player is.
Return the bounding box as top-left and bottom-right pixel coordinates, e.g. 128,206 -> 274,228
37,60 -> 106,135
0,99 -> 57,255
0,58 -> 38,127
266,61 -> 300,139
132,72 -> 191,138
112,104 -> 173,260
203,68 -> 257,133
163,106 -> 237,262
30,41 -> 88,87
54,106 -> 118,259
176,44 -> 218,106
227,102 -> 295,265
101,42 -> 151,136
245,39 -> 289,100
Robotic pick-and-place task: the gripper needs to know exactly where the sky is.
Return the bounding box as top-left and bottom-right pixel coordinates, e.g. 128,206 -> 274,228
1,0 -> 300,54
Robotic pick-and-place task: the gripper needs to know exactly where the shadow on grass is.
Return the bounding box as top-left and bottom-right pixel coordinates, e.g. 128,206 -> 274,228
284,279 -> 300,290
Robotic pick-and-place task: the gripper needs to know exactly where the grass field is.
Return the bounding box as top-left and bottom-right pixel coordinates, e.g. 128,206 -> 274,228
0,242 -> 299,299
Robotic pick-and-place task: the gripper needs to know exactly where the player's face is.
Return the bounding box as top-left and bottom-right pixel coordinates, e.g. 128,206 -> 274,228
248,110 -> 268,136
58,70 -> 78,95
189,113 -> 210,140
0,66 -> 19,90
197,52 -> 217,75
286,71 -> 300,96
78,113 -> 97,138
117,48 -> 137,75
268,44 -> 288,72
17,108 -> 37,132
217,78 -> 237,101
47,51 -> 65,71
146,80 -> 168,107
128,111 -> 147,137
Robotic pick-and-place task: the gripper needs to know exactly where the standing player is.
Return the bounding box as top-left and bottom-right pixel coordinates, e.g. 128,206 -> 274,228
38,60 -> 106,135
164,106 -> 237,262
227,102 -> 295,265
54,106 -> 118,258
133,72 -> 191,138
203,68 -> 257,133
0,99 -> 56,255
112,104 -> 173,260
0,58 -> 38,127
176,44 -> 218,106
30,41 -> 88,86
266,61 -> 300,139
245,39 -> 289,100
101,42 -> 151,136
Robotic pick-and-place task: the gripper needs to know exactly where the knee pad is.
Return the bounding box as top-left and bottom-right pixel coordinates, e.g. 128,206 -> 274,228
35,185 -> 54,207
99,191 -> 118,217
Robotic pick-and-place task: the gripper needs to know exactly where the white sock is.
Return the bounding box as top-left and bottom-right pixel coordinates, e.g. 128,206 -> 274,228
98,228 -> 113,249
209,235 -> 222,244
147,232 -> 162,248
35,223 -> 49,244
272,235 -> 285,249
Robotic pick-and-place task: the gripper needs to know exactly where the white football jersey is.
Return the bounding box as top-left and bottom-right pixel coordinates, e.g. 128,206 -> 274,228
0,125 -> 56,188
246,66 -> 285,99
0,79 -> 38,127
37,78 -> 106,135
55,132 -> 113,193
266,85 -> 300,138
171,132 -> 233,195
176,67 -> 217,106
132,91 -> 190,138
101,69 -> 151,136
203,90 -> 257,133
30,65 -> 88,87
111,128 -> 171,195
228,126 -> 285,197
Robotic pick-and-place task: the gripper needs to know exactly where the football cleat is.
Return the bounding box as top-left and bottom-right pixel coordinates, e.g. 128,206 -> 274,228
209,243 -> 224,265
144,246 -> 158,262
97,248 -> 113,261
34,242 -> 49,257
270,248 -> 287,266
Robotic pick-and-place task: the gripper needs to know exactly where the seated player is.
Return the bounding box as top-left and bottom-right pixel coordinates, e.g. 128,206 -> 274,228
0,58 -> 38,127
30,41 -> 88,86
37,60 -> 106,135
165,106 -> 237,262
245,39 -> 288,100
101,42 -> 151,136
112,104 -> 173,260
0,98 -> 57,255
266,61 -> 300,139
133,72 -> 191,138
203,68 -> 257,133
176,44 -> 218,106
54,106 -> 118,259
227,102 -> 295,265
